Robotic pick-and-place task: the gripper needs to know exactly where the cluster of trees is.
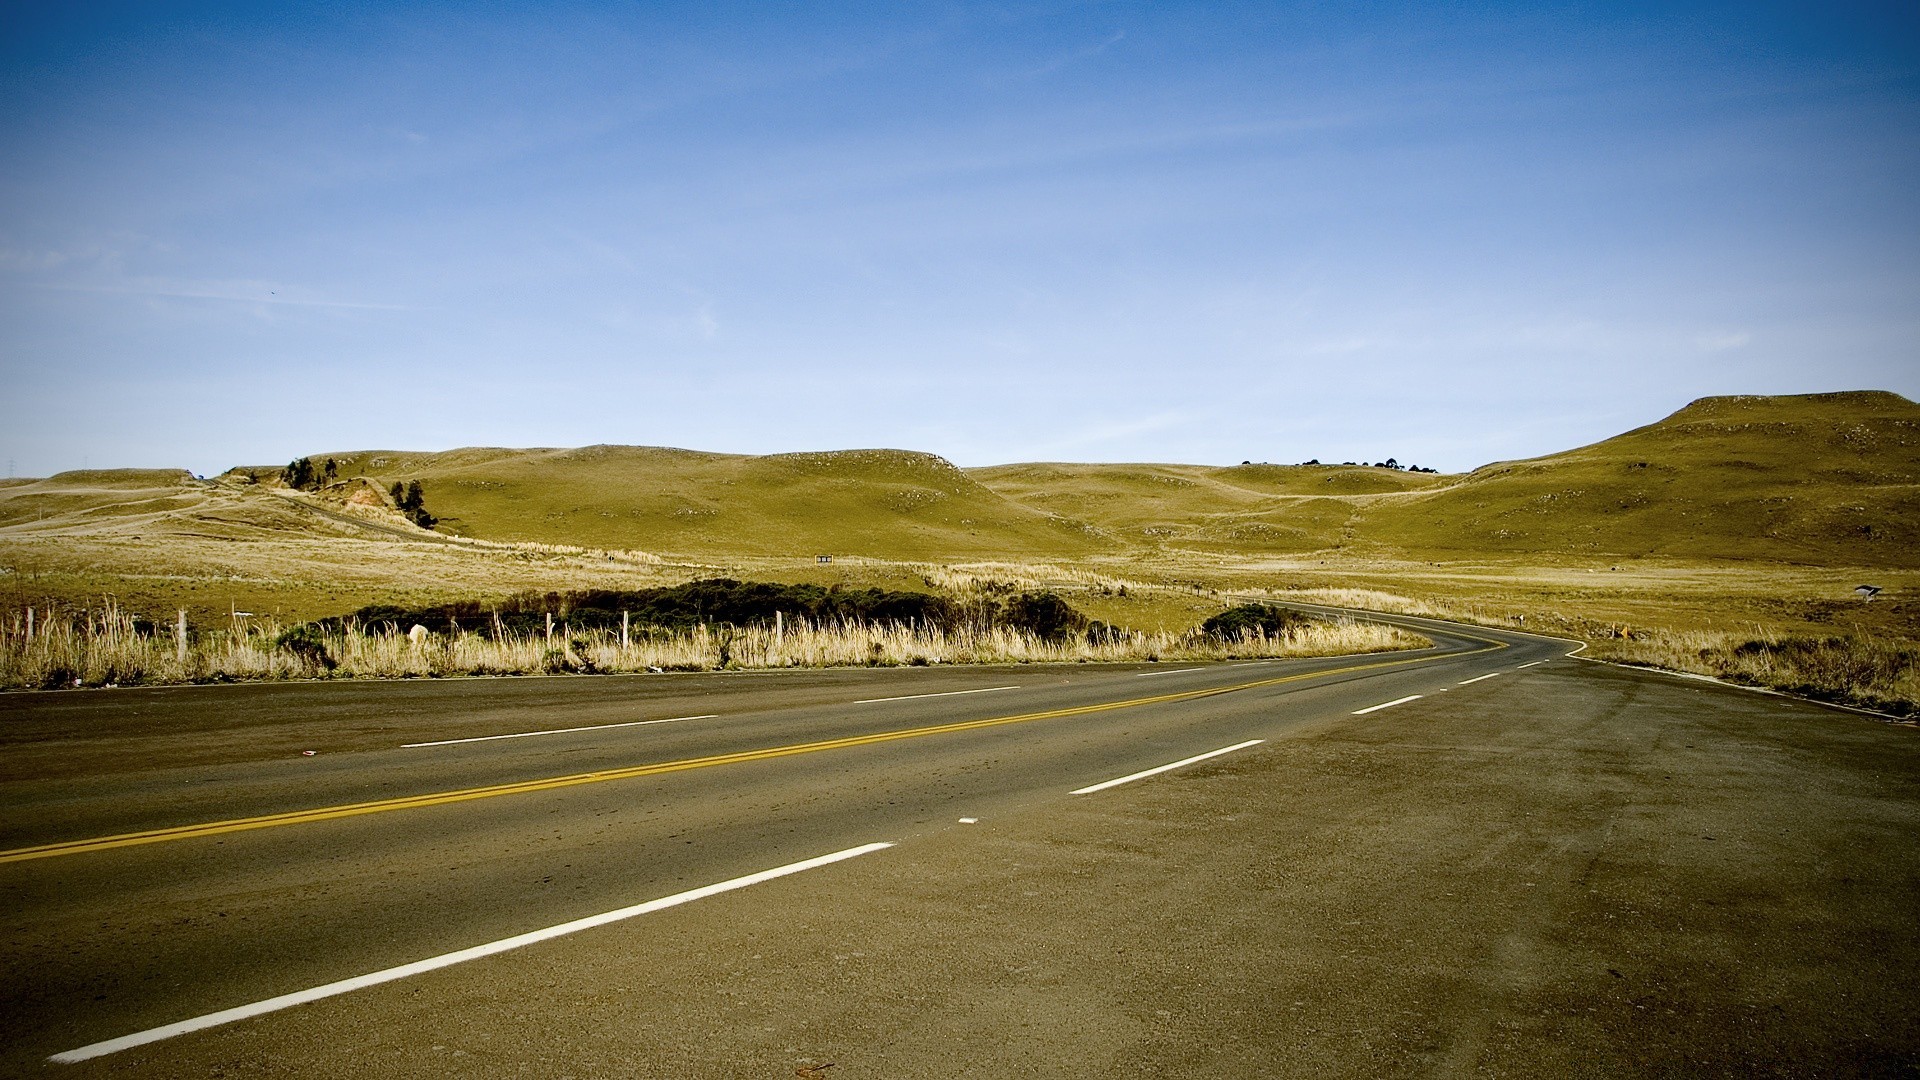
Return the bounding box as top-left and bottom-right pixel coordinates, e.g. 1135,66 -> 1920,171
278,457 -> 436,528
323,579 -> 1099,641
1295,457 -> 1438,473
389,481 -> 435,528
279,456 -> 337,491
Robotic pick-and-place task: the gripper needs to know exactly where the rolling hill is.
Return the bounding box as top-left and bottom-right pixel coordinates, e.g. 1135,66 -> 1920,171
1361,391 -> 1919,566
6,391 -> 1914,570
234,445 -> 1117,561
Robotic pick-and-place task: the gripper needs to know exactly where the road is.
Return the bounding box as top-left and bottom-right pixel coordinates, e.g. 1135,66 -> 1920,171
1,612 -> 1915,1077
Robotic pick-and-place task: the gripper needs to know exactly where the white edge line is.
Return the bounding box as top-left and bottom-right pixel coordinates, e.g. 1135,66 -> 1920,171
49,841 -> 894,1064
1353,695 -> 1423,715
853,685 -> 1018,704
1131,667 -> 1203,677
1457,672 -> 1501,685
1070,739 -> 1265,795
403,714 -> 719,748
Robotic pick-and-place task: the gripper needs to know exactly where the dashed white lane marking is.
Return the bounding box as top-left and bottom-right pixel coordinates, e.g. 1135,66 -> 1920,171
1457,672 -> 1501,685
1071,739 -> 1265,795
1353,695 -> 1423,715
853,685 -> 1018,704
404,714 -> 718,748
958,817 -> 978,824
1132,667 -> 1203,677
49,842 -> 894,1064
1518,660 -> 1544,668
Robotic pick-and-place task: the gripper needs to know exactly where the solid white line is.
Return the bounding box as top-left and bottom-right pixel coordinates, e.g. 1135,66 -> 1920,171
49,841 -> 894,1064
1132,667 -> 1203,677
1070,739 -> 1265,795
1517,660 -> 1544,668
1353,695 -> 1422,715
1458,672 -> 1501,685
403,714 -> 718,748
853,685 -> 1018,704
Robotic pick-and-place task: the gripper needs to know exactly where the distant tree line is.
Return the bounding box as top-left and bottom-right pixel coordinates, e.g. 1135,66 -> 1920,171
1277,457 -> 1438,473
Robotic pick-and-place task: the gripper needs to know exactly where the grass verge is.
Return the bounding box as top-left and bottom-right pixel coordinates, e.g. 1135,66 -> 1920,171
0,604 -> 1426,690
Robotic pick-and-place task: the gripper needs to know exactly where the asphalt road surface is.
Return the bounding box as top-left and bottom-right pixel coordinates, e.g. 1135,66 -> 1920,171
1,612 -> 1915,1077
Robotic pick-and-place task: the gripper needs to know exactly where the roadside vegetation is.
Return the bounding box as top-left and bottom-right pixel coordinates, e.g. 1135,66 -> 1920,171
1248,586 -> 1920,718
0,593 -> 1426,690
2,392 -> 1912,709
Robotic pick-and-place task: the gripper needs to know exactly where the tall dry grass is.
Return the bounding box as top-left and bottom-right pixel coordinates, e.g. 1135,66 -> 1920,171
1588,630 -> 1919,718
0,604 -> 1425,690
1247,587 -> 1919,718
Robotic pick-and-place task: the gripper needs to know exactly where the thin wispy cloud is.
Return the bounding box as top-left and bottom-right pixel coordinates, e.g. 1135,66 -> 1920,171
31,278 -> 414,311
0,3 -> 1913,478
1004,29 -> 1127,81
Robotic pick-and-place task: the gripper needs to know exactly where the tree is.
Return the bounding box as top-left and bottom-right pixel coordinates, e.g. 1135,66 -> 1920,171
393,480 -> 435,529
282,457 -> 317,491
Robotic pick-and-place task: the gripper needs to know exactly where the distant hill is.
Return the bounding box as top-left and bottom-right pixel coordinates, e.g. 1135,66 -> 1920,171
968,462 -> 1449,552
240,445 -> 1116,560
6,391 -> 1914,569
1360,391 -> 1919,566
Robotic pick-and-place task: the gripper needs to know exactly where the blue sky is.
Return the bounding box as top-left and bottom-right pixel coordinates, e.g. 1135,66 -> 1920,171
2,1 -> 1915,476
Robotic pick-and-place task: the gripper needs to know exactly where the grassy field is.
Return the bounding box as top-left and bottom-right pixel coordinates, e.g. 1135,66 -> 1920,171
2,392 -> 1913,707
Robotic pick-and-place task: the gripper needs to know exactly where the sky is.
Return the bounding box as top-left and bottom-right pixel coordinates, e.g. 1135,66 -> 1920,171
2,1 -> 1916,477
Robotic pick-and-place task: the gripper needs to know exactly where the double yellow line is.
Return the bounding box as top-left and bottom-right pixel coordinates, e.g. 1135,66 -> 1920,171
1,646 -> 1484,866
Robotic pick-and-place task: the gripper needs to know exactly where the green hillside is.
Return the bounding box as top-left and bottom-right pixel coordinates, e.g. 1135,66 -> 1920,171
1362,391 -> 1920,566
260,445 -> 1116,560
967,462 -> 1446,552
8,391 -> 1913,570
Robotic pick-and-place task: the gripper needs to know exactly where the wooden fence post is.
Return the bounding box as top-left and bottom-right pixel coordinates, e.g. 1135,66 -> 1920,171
621,610 -> 629,650
176,609 -> 188,665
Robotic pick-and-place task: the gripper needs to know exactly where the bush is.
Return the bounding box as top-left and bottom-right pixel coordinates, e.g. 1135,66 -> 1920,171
1000,591 -> 1087,641
320,579 -> 964,638
273,624 -> 337,670
1202,604 -> 1309,642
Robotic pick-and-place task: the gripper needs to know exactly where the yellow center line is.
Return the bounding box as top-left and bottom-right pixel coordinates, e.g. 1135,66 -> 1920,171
0,640 -> 1500,865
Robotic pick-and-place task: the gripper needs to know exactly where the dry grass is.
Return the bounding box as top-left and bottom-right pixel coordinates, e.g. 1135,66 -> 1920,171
1587,630 -> 1919,718
1234,582 -> 1920,718
0,605 -> 1425,691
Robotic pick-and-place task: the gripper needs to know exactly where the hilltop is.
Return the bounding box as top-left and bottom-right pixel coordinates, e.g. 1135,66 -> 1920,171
3,390 -> 1915,577
1360,391 -> 1918,566
228,445 -> 1115,561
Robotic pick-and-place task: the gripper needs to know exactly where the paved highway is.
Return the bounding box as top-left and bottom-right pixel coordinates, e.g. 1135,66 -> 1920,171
1,612 -> 1914,1076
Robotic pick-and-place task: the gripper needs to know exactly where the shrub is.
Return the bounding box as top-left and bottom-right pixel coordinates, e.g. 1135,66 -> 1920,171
1202,603 -> 1309,641
999,591 -> 1087,641
273,624 -> 337,670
